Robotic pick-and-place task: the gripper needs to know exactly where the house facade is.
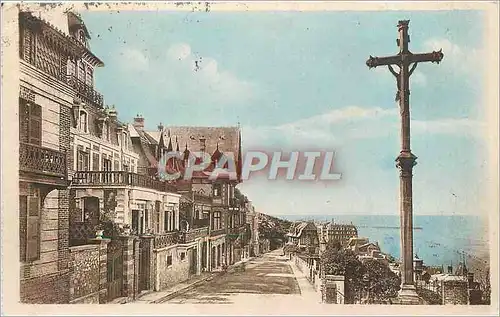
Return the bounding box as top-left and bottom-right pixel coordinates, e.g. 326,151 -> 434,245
144,125 -> 247,270
17,8 -> 106,303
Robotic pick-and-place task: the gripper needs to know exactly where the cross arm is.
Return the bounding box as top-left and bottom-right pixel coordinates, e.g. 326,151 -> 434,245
410,49 -> 444,64
366,54 -> 400,69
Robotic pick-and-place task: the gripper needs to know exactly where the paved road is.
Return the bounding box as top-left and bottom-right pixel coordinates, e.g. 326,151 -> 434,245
162,249 -> 319,305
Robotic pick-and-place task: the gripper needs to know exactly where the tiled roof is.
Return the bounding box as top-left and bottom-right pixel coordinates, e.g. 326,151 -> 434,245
145,126 -> 240,155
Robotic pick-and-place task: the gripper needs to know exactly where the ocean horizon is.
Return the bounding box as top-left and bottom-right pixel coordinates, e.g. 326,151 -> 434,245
278,214 -> 489,274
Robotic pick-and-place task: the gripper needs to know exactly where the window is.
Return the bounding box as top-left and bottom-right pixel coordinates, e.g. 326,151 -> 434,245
78,30 -> 86,46
78,61 -> 86,81
85,65 -> 93,87
213,183 -> 222,197
102,121 -> 109,141
212,211 -> 221,230
123,132 -> 129,149
180,252 -> 186,261
199,138 -> 206,152
164,206 -> 174,232
92,153 -> 100,171
166,254 -> 173,266
79,110 -> 88,132
19,99 -> 42,145
67,58 -> 76,77
77,150 -> 90,171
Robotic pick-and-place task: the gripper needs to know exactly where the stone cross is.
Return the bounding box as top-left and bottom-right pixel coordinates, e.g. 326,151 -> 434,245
366,20 -> 444,304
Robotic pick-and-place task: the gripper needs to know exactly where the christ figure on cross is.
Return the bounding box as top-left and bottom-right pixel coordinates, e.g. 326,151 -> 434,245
366,20 -> 444,305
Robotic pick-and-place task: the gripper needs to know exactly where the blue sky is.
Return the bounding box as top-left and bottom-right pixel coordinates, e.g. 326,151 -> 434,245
81,9 -> 490,218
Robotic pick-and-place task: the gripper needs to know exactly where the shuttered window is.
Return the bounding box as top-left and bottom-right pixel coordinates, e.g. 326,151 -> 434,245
19,99 -> 42,146
92,153 -> 100,171
77,150 -> 90,171
85,65 -> 93,87
26,191 -> 41,262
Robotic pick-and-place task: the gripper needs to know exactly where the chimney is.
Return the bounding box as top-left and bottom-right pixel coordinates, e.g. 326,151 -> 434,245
133,114 -> 144,130
158,122 -> 164,131
447,265 -> 453,274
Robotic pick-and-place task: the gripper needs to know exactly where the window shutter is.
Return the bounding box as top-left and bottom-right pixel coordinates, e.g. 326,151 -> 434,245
28,104 -> 42,146
92,153 -> 100,171
19,196 -> 28,261
26,195 -> 40,261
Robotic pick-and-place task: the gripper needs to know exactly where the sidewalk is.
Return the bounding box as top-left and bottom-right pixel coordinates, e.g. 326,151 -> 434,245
289,258 -> 321,304
133,272 -> 218,304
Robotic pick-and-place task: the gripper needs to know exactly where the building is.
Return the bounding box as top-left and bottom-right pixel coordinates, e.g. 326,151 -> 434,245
286,222 -> 319,254
321,221 -> 358,246
144,125 -> 245,270
17,8 -> 104,303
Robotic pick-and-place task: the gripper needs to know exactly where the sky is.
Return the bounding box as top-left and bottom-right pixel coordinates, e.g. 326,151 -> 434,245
81,8 -> 491,218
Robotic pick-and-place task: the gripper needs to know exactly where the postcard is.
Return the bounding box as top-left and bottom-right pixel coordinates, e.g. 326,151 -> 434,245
1,1 -> 498,316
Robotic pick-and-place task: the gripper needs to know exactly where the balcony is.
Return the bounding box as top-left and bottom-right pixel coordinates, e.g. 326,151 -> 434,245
180,227 -> 209,244
193,218 -> 209,229
153,231 -> 179,249
210,228 -> 226,237
19,142 -> 67,180
72,171 -> 177,193
67,75 -> 104,108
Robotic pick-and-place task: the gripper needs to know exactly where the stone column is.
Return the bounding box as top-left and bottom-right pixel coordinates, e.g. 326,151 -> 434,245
396,154 -> 420,304
119,235 -> 138,301
89,238 -> 111,304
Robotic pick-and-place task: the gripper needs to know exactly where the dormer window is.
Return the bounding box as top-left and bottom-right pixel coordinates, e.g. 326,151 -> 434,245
77,29 -> 87,47
79,110 -> 88,133
213,183 -> 222,197
123,132 -> 129,150
103,121 -> 109,141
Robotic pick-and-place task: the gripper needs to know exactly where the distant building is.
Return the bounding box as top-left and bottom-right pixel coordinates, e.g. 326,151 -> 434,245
321,221 -> 358,246
286,221 -> 319,254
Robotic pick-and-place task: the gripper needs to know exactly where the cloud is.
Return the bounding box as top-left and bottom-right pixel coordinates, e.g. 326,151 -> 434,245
242,106 -> 485,149
117,43 -> 256,110
412,117 -> 486,136
120,48 -> 149,71
423,38 -> 483,75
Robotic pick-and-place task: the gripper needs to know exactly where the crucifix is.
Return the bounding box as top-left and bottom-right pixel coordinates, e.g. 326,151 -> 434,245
366,20 -> 443,304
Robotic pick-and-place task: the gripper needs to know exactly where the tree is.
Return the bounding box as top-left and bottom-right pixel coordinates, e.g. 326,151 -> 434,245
320,242 -> 400,304
363,259 -> 400,303
321,244 -> 366,303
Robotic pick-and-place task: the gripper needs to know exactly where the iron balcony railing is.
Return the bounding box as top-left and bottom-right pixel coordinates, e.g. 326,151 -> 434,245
153,231 -> 179,249
19,142 -> 67,178
210,228 -> 226,237
72,171 -> 177,193
180,227 -> 209,244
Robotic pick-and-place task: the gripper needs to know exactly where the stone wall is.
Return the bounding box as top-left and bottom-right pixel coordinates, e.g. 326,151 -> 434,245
68,244 -> 100,303
154,245 -> 190,291
322,275 -> 345,304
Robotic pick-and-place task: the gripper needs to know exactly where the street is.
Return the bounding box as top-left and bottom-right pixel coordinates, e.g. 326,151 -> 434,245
161,249 -> 320,305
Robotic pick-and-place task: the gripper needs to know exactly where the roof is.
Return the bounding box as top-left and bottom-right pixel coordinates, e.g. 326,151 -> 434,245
145,126 -> 240,155
430,274 -> 468,282
145,126 -> 243,181
20,11 -> 104,67
129,125 -> 158,168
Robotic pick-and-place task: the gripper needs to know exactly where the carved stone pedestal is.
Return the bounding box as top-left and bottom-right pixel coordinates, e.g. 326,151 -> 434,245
398,284 -> 421,305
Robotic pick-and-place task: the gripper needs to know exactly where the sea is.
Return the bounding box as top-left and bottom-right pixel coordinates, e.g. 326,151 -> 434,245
280,214 -> 490,271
